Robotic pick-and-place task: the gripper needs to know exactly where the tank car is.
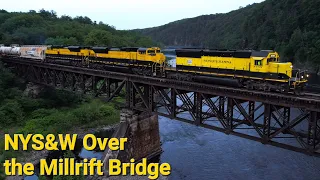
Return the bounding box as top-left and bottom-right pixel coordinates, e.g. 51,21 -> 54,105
0,45 -> 20,56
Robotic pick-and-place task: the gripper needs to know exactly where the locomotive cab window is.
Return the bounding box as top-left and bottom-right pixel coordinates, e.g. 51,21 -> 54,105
255,60 -> 262,66
156,50 -> 161,53
267,54 -> 277,64
147,50 -> 156,56
267,58 -> 276,64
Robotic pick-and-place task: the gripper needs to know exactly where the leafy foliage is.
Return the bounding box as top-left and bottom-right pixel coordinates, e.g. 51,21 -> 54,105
0,62 -> 119,132
0,62 -> 120,177
0,9 -> 156,47
20,99 -> 119,135
137,0 -> 320,70
50,151 -> 85,180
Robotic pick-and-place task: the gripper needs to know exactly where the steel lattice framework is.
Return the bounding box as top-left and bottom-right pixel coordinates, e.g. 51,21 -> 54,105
2,58 -> 320,156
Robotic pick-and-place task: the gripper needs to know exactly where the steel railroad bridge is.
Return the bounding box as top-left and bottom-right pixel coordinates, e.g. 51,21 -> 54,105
2,58 -> 320,156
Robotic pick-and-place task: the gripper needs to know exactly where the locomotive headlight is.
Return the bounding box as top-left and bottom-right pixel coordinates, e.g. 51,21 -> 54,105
301,75 -> 304,79
307,74 -> 309,78
290,65 -> 293,68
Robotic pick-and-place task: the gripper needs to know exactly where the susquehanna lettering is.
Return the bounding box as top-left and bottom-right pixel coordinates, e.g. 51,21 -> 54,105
203,59 -> 232,63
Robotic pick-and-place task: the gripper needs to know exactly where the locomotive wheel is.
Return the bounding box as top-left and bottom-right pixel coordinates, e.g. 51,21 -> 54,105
237,78 -> 246,87
263,85 -> 271,92
294,87 -> 302,95
280,85 -> 290,93
246,81 -> 254,90
142,69 -> 152,76
294,86 -> 305,96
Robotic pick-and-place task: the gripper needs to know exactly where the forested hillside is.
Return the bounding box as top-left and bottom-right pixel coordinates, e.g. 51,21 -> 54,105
0,9 -> 156,47
0,61 -> 121,179
137,0 -> 320,71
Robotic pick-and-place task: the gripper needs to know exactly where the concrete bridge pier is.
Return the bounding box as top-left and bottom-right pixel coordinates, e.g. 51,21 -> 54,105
99,108 -> 162,178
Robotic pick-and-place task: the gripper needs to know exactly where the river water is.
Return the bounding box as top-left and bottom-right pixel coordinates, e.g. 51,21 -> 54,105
158,115 -> 320,180
25,114 -> 320,180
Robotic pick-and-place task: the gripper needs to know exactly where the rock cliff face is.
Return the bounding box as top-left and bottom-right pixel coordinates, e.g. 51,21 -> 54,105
23,82 -> 44,98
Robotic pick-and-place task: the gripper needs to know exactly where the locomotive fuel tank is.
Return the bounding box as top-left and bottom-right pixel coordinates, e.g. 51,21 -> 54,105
193,75 -> 241,88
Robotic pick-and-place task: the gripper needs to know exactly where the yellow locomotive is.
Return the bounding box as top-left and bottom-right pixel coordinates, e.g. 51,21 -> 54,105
0,44 -> 308,93
45,46 -> 166,76
172,49 -> 308,93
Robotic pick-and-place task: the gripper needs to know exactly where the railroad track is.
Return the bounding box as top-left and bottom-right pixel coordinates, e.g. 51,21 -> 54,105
2,58 -> 320,104
303,92 -> 320,100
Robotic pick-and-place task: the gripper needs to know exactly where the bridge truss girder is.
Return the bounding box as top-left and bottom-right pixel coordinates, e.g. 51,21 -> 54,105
5,60 -> 320,156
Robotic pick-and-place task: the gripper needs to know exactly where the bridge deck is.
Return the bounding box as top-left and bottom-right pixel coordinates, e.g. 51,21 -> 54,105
4,58 -> 320,111
2,58 -> 320,156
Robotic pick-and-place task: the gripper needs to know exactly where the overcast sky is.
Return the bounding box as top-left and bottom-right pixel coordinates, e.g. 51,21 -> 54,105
2,0 -> 265,30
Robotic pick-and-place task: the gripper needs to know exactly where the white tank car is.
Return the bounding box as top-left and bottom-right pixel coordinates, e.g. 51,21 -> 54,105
0,46 -> 20,55
10,46 -> 20,55
0,46 -> 13,54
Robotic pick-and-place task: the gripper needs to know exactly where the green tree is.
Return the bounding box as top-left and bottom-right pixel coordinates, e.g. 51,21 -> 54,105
136,0 -> 320,70
0,100 -> 24,126
0,9 -> 156,46
84,29 -> 113,46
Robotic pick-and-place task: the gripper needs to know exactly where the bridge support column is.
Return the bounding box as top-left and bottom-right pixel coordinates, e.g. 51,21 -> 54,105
219,96 -> 225,114
101,109 -> 162,177
81,75 -> 85,93
248,101 -> 255,124
226,97 -> 234,133
92,76 -> 97,96
145,85 -> 154,111
125,80 -> 131,108
308,111 -> 319,153
115,81 -> 119,89
282,107 -> 291,134
53,71 -> 57,87
263,104 -> 271,143
99,78 -> 107,95
106,78 -> 110,98
61,72 -> 66,88
195,92 -> 202,125
71,74 -> 76,91
171,88 -> 177,118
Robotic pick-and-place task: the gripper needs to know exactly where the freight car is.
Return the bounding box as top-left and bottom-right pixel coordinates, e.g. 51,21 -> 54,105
170,48 -> 308,93
0,45 -> 20,56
